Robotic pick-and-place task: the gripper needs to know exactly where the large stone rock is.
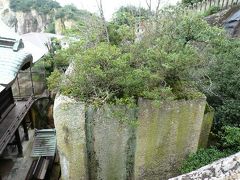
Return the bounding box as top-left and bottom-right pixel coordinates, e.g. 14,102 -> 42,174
0,3 -> 51,34
170,152 -> 240,180
86,105 -> 137,180
53,94 -> 87,180
135,98 -> 207,180
55,18 -> 76,35
54,95 -> 210,180
198,106 -> 214,148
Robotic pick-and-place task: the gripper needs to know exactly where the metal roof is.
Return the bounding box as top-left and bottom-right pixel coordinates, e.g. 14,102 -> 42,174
0,46 -> 32,86
0,19 -> 64,87
31,129 -> 57,157
21,32 -> 64,63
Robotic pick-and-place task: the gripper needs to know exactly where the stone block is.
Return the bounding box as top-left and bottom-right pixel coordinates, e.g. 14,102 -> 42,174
53,94 -> 87,180
135,98 -> 207,179
86,105 -> 137,180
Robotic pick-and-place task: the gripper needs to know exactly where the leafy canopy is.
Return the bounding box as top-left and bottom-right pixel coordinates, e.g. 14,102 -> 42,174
10,0 -> 60,13
48,6 -> 232,105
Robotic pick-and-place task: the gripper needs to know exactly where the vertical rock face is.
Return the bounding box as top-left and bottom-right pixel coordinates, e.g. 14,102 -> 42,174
53,95 -> 87,180
0,1 -> 51,34
54,95 -> 210,180
55,18 -> 76,35
86,105 -> 137,180
134,98 -> 207,180
198,106 -> 214,148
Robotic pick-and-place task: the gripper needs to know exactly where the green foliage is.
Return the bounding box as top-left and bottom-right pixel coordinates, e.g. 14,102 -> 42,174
108,23 -> 135,45
203,6 -> 222,16
218,126 -> 240,152
60,42 -> 153,104
180,148 -> 226,173
214,100 -> 240,128
180,126 -> 240,174
112,6 -> 150,27
45,22 -> 55,34
108,6 -> 150,46
47,69 -> 62,92
203,34 -> 240,138
133,7 -> 225,99
55,4 -> 91,21
208,39 -> 240,100
10,0 -> 60,13
182,0 -> 203,5
51,7 -> 230,105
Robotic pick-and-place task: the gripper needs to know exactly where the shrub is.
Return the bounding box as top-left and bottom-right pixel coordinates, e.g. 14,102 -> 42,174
182,0 -> 203,5
203,6 -> 222,16
55,5 -> 92,21
10,0 -> 60,13
214,100 -> 240,129
52,7 -> 230,105
45,22 -> 55,34
218,126 -> 240,153
180,148 -> 226,173
60,42 -> 156,104
180,126 -> 240,174
47,69 -> 62,92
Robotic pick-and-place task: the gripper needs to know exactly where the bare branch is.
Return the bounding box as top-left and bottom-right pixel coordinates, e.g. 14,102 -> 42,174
146,0 -> 152,12
156,0 -> 161,12
95,0 -> 110,43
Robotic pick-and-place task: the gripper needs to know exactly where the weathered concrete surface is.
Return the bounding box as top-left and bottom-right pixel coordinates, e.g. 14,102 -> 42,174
135,98 -> 207,180
53,94 -> 87,180
198,106 -> 214,148
86,105 -> 137,180
170,152 -> 240,180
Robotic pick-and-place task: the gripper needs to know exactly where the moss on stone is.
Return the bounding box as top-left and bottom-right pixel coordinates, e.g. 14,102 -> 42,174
54,95 -> 87,180
198,105 -> 214,148
135,98 -> 207,179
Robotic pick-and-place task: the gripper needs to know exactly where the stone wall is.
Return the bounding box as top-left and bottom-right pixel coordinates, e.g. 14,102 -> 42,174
0,7 -> 51,34
170,152 -> 240,180
198,106 -> 214,148
134,98 -> 206,179
53,95 -> 87,180
85,105 -> 137,179
54,96 -> 209,180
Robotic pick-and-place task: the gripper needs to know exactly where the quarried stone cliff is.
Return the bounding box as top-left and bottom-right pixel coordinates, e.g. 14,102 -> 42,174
54,94 -> 210,180
0,0 -> 52,34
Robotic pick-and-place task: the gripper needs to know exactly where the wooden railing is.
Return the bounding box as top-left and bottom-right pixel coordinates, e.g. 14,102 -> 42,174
185,0 -> 240,12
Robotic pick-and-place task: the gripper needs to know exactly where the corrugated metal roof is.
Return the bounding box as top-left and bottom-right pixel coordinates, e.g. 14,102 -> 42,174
0,47 -> 32,86
0,19 -> 65,87
21,33 -> 64,63
31,129 -> 56,157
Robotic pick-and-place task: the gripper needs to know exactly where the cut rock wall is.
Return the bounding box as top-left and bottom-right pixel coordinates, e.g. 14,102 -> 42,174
54,96 -> 209,180
135,98 -> 206,179
53,95 -> 87,180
